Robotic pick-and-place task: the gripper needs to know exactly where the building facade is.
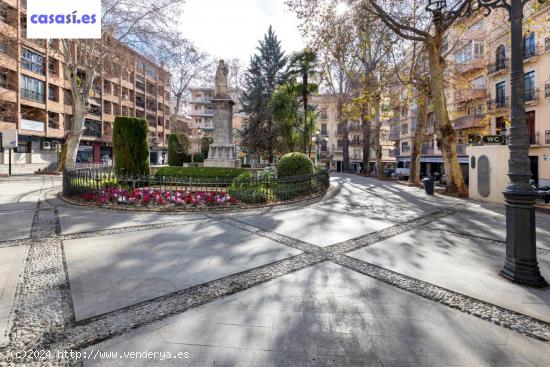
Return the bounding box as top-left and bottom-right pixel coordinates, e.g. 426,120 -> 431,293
389,4 -> 550,186
312,94 -> 396,173
0,0 -> 171,174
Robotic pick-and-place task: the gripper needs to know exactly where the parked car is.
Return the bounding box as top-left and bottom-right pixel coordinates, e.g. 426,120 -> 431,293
395,168 -> 410,180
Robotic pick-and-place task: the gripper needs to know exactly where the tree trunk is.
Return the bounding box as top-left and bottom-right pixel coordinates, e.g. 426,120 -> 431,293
361,108 -> 371,175
427,38 -> 466,194
409,87 -> 428,185
303,74 -> 308,154
372,102 -> 383,179
338,97 -> 350,172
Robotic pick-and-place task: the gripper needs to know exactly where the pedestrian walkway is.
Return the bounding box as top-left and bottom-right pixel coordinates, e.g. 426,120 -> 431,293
0,173 -> 549,366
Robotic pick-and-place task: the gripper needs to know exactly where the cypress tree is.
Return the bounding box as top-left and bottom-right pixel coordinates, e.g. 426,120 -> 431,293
112,116 -> 150,176
241,26 -> 287,163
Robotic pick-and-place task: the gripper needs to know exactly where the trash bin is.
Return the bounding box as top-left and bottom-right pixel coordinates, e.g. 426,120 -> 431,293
423,177 -> 435,195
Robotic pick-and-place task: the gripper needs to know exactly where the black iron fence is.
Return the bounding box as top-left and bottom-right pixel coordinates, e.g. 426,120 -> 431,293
63,165 -> 330,210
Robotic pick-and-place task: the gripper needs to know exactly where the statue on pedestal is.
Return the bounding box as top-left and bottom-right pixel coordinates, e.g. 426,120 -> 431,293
204,59 -> 241,168
214,60 -> 229,98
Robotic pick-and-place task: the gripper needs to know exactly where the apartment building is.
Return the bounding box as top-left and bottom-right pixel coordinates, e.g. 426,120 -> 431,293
0,0 -> 171,174
188,87 -> 245,146
312,94 -> 396,173
389,4 -> 550,186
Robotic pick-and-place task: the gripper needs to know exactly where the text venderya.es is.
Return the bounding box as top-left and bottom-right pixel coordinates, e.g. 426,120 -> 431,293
30,11 -> 97,25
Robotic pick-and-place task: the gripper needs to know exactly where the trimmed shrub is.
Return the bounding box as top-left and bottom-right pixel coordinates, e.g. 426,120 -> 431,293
277,152 -> 314,177
113,117 -> 150,176
155,166 -> 247,180
167,134 -> 191,166
192,152 -> 205,163
228,172 -> 268,204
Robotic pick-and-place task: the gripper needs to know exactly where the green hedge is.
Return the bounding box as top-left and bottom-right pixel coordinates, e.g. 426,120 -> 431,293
228,172 -> 269,204
167,134 -> 191,166
277,152 -> 314,177
113,117 -> 150,176
155,166 -> 247,180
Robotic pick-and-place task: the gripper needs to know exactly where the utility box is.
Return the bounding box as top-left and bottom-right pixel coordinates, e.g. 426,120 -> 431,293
466,145 -> 510,205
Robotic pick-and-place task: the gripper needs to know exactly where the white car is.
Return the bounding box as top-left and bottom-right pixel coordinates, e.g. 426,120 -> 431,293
395,168 -> 410,180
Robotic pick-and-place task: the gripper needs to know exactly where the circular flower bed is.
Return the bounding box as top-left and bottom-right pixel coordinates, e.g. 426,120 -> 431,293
62,165 -> 330,211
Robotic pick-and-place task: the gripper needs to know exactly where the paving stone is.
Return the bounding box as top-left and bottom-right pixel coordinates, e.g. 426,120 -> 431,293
82,263 -> 550,367
64,220 -> 302,320
348,228 -> 550,322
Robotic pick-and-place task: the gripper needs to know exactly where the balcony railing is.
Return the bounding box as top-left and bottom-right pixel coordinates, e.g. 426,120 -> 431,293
525,88 -> 539,103
488,96 -> 510,109
452,114 -> 486,130
487,59 -> 509,75
524,46 -> 540,61
455,57 -> 485,74
421,144 -> 435,155
455,88 -> 487,103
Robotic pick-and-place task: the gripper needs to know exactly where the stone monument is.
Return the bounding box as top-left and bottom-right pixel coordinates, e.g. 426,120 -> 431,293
204,60 -> 241,168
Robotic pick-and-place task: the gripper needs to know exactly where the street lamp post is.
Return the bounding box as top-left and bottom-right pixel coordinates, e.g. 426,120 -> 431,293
426,0 -> 547,287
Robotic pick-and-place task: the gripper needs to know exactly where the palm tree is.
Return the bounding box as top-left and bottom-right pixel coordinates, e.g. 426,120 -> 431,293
289,49 -> 318,154
269,81 -> 300,153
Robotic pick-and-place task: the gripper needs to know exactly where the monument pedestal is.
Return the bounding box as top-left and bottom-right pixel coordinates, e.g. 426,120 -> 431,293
204,144 -> 241,168
204,96 -> 241,168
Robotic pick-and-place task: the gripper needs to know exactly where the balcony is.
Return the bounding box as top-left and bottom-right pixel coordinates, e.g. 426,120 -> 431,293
421,143 -> 435,155
523,46 -> 540,62
453,114 -> 486,130
488,96 -> 510,110
525,88 -> 539,104
487,59 -> 509,75
455,57 -> 485,74
454,88 -> 487,104
389,126 -> 400,141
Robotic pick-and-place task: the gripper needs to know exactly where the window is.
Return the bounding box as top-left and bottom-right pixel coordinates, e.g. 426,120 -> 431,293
0,4 -> 8,23
471,76 -> 486,90
0,70 -> 7,89
21,48 -> 45,74
496,117 -> 506,136
321,123 -> 328,135
496,81 -> 506,107
546,83 -> 550,99
455,41 -> 484,63
83,119 -> 101,137
523,32 -> 536,59
401,124 -> 409,135
320,108 -> 328,119
48,84 -> 57,101
15,143 -> 30,153
145,65 -> 157,79
546,37 -> 550,52
401,142 -> 410,152
20,75 -> 45,102
546,131 -> 550,145
524,71 -> 536,102
496,45 -> 506,70
48,112 -> 59,129
48,59 -> 57,76
468,105 -> 484,116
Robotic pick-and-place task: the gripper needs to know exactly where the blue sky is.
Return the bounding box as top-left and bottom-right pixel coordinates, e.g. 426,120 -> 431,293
179,0 -> 304,63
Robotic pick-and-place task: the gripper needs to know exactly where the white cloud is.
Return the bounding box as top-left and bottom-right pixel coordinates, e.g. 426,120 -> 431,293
179,0 -> 304,63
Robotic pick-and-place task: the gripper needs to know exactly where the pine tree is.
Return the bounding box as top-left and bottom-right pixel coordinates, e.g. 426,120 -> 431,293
241,26 -> 287,163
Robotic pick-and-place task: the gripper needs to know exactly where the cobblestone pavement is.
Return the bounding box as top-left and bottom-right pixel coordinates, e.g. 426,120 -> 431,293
0,174 -> 549,366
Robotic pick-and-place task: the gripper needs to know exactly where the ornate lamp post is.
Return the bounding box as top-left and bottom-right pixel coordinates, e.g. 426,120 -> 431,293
426,0 -> 547,287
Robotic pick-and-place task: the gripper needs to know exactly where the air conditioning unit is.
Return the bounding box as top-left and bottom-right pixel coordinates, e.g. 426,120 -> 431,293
42,141 -> 52,150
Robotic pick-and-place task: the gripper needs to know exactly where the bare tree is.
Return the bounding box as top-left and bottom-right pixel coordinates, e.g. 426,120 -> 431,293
289,0 -> 358,171
160,37 -> 214,134
55,0 -> 183,170
362,0 -> 470,194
